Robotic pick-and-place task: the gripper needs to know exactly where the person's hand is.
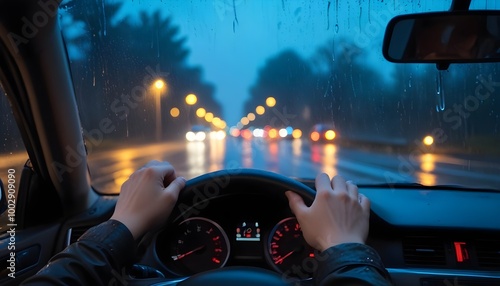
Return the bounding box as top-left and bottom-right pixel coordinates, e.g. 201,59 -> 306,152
285,174 -> 370,252
110,160 -> 186,240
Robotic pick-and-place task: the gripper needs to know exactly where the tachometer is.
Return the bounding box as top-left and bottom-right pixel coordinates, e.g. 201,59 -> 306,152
266,217 -> 315,279
166,217 -> 230,275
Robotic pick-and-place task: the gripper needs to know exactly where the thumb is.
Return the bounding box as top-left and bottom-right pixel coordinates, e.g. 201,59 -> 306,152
285,191 -> 307,216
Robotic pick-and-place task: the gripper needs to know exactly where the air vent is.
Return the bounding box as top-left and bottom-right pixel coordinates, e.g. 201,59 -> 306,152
402,237 -> 446,266
475,240 -> 500,268
67,226 -> 92,246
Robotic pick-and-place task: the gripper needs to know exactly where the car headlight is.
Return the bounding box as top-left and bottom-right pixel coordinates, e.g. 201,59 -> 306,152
186,131 -> 196,141
195,131 -> 206,141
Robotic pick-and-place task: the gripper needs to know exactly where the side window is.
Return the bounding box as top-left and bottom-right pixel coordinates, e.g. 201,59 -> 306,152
0,84 -> 28,234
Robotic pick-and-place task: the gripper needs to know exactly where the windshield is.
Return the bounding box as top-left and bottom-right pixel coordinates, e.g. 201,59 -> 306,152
59,0 -> 500,194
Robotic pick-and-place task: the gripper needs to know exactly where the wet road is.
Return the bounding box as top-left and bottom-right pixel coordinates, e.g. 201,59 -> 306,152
2,137 -> 500,194
81,137 -> 500,194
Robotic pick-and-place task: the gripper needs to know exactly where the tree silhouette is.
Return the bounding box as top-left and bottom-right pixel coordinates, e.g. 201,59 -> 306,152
62,0 -> 222,142
243,50 -> 314,130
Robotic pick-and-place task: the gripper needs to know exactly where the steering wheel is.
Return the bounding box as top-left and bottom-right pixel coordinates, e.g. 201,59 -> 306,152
133,169 -> 316,286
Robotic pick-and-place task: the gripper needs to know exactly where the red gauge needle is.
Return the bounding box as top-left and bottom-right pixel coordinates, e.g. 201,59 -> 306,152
171,245 -> 205,261
274,250 -> 295,265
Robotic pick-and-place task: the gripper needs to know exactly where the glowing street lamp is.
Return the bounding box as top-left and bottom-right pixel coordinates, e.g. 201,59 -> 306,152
185,93 -> 198,105
256,105 -> 265,115
205,112 -> 214,122
154,79 -> 165,89
170,107 -> 180,118
247,113 -> 256,121
196,107 -> 206,118
266,97 -> 276,107
423,135 -> 434,146
212,117 -> 222,128
153,79 -> 166,141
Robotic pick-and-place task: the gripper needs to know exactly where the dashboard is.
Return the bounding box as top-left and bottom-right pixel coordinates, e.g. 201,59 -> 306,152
134,171 -> 500,286
151,192 -> 314,282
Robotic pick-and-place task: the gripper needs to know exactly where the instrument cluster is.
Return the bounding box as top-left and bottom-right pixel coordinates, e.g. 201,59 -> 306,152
155,192 -> 316,280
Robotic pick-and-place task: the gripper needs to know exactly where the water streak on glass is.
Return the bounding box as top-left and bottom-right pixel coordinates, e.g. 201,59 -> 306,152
435,70 -> 446,112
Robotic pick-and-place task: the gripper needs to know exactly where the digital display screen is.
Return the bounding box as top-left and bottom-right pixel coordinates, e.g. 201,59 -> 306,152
236,221 -> 260,241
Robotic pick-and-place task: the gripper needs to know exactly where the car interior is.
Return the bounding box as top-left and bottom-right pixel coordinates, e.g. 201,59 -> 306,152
0,0 -> 499,285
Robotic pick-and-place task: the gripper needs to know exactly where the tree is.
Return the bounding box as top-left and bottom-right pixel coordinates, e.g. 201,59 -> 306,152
61,0 -> 222,142
243,50 -> 314,130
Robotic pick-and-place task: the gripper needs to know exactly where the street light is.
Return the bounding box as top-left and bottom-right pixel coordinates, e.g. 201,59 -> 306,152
196,107 -> 206,118
212,117 -> 222,128
154,79 -> 165,89
170,107 -> 180,118
266,97 -> 276,107
205,112 -> 214,122
153,79 -> 166,141
247,113 -> 256,121
241,117 -> 250,125
256,105 -> 265,115
185,93 -> 198,105
423,135 -> 434,146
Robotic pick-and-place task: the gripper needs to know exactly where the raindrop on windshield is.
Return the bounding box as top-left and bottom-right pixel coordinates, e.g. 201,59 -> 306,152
435,70 -> 446,112
326,0 -> 331,30
101,0 -> 106,36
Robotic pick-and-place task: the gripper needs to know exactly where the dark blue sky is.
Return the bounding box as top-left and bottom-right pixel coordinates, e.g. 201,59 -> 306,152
91,0 -> 496,125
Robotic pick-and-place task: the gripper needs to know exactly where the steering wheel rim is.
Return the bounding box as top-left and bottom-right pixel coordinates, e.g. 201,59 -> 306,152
152,168 -> 316,286
178,168 -> 314,210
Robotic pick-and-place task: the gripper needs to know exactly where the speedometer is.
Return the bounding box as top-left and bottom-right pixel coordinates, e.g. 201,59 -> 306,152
164,217 -> 230,275
266,217 -> 315,279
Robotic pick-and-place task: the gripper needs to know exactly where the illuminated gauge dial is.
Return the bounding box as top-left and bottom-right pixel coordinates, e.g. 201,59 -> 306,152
168,217 -> 230,275
267,217 -> 315,279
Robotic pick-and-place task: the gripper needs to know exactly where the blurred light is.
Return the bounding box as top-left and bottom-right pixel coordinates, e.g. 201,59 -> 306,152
241,117 -> 250,125
421,153 -> 435,172
253,128 -> 264,138
268,128 -> 278,139
195,131 -> 206,141
286,126 -> 293,134
423,135 -> 434,146
292,129 -> 302,139
310,131 -> 320,142
292,138 -> 302,156
186,131 -> 195,142
154,79 -> 165,90
216,130 -> 226,140
196,108 -> 206,118
230,127 -> 240,137
185,93 -> 198,105
241,129 -> 252,140
212,117 -> 222,127
236,122 -> 243,129
209,131 -> 226,140
170,107 -> 180,118
219,121 -> 227,129
256,105 -> 265,115
113,168 -> 134,187
247,113 -> 256,121
266,97 -> 276,107
325,130 -> 336,140
205,112 -> 214,122
279,128 -> 288,138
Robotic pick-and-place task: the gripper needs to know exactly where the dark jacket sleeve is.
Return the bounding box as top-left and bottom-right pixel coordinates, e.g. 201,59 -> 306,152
315,243 -> 392,286
21,220 -> 136,286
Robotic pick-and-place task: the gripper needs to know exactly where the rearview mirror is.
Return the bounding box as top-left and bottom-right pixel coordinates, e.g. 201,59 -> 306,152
383,11 -> 500,67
